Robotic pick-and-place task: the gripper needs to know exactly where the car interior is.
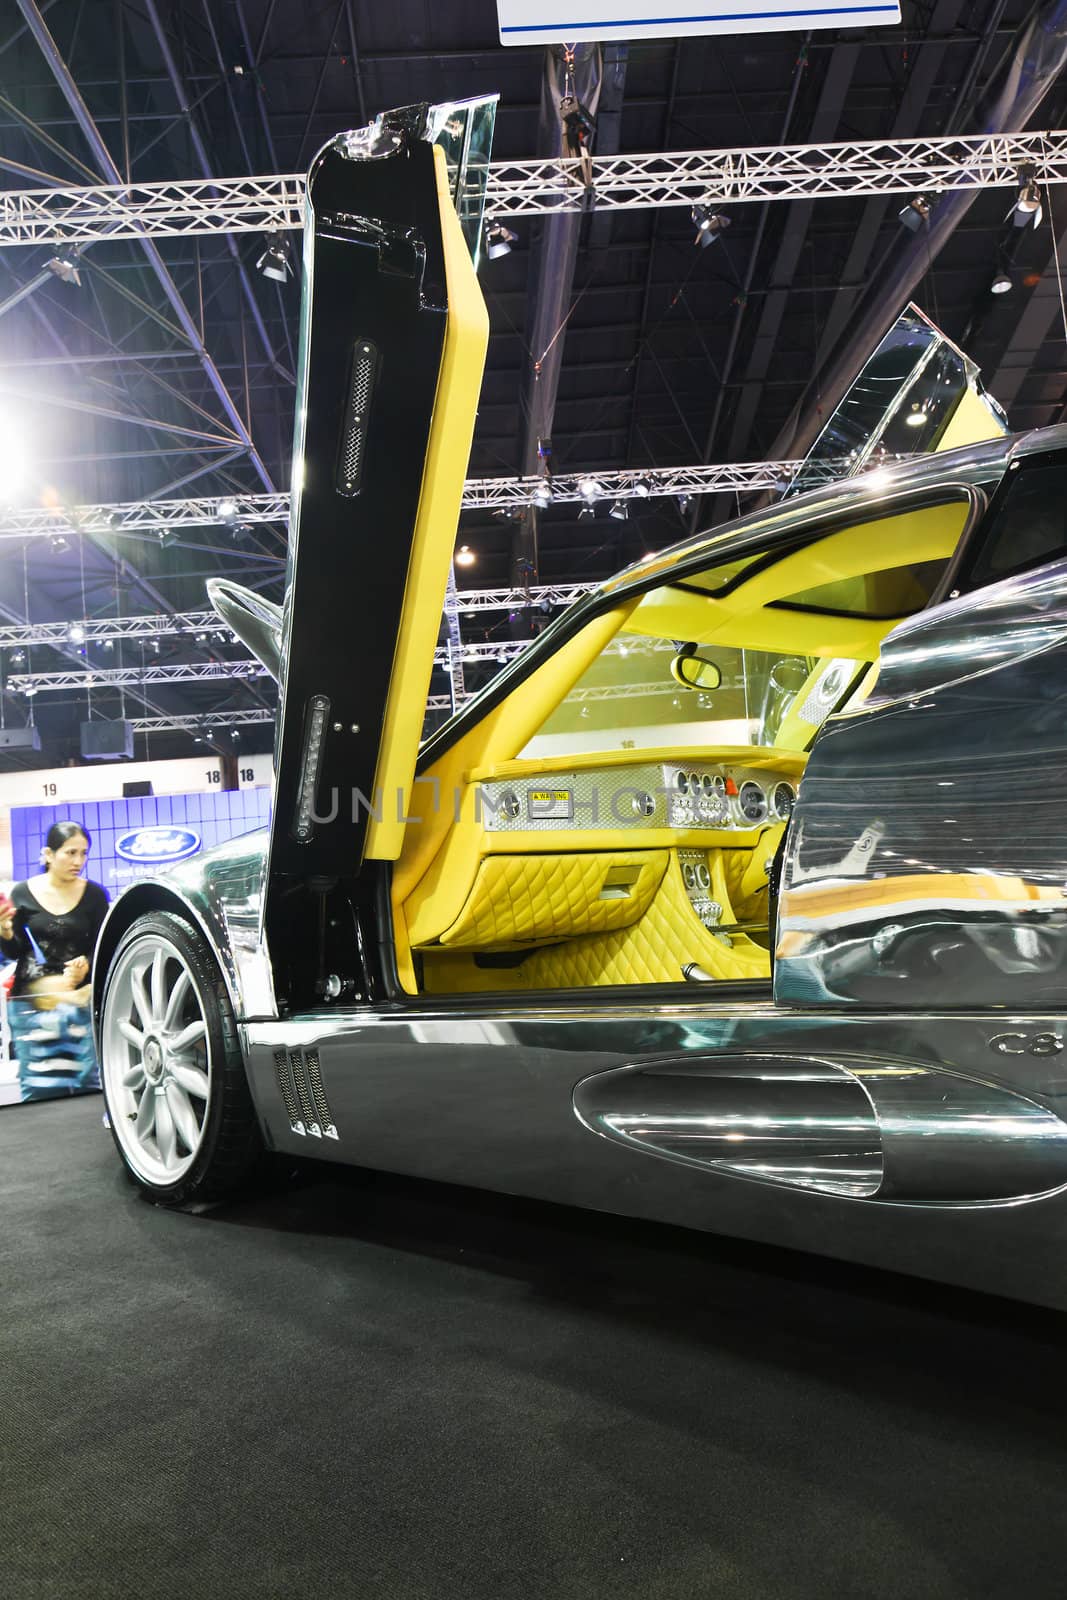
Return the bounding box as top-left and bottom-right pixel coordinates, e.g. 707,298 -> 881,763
387,494 -> 972,997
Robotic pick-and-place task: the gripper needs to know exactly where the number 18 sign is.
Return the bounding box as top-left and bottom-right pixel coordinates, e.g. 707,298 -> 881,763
497,0 -> 900,44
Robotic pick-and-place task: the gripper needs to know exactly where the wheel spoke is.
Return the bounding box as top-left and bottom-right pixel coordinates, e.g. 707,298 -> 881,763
162,968 -> 191,1033
169,1060 -> 209,1099
155,1091 -> 176,1168
150,947 -> 166,1022
130,966 -> 153,1031
134,1087 -> 156,1140
122,1065 -> 146,1090
118,1019 -> 144,1049
165,1080 -> 200,1153
169,1019 -> 206,1054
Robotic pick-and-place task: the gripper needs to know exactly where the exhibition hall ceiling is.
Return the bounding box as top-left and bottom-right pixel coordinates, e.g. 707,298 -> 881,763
0,0 -> 1065,759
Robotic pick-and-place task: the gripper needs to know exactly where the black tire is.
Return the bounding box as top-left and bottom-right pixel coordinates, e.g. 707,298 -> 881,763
99,910 -> 262,1207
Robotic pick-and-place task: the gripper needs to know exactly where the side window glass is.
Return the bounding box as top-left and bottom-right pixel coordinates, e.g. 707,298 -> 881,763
965,462 -> 1067,589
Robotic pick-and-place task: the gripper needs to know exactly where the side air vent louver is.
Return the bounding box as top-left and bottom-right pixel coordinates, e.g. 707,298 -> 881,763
273,1048 -> 305,1137
303,1049 -> 338,1140
274,1047 -> 339,1140
335,338 -> 378,496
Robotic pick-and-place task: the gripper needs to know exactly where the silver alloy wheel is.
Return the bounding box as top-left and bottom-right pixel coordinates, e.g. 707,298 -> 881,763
102,932 -> 212,1186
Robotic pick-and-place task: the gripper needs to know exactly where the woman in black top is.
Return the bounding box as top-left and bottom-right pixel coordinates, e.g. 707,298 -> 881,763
0,821 -> 110,997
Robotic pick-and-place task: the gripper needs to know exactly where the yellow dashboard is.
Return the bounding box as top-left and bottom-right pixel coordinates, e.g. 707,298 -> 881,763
402,745 -> 805,955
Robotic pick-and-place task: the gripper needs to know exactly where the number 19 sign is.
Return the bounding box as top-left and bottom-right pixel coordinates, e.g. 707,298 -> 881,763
497,0 -> 899,44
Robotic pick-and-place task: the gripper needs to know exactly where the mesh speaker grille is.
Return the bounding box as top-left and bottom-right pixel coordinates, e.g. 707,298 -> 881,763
335,339 -> 378,496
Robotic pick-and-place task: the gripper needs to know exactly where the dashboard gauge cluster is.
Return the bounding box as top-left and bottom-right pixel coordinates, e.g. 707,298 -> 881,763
478,761 -> 800,835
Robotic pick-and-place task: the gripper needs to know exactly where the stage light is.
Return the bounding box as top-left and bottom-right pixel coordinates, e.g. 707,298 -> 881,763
11,649 -> 24,664
632,478 -> 651,498
898,195 -> 930,232
691,206 -> 731,249
454,544 -> 476,567
530,478 -> 553,508
485,220 -> 518,260
578,475 -> 603,504
1012,167 -> 1043,229
67,623 -> 85,643
49,534 -> 69,554
256,231 -> 291,282
609,499 -> 629,521
991,265 -> 1013,295
158,527 -> 178,549
216,497 -> 238,522
46,247 -> 81,286
578,503 -> 596,521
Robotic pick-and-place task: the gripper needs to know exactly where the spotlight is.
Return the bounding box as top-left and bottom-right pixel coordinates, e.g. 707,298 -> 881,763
578,475 -> 603,504
232,522 -> 253,543
632,478 -> 651,498
530,478 -> 553,509
676,493 -> 693,517
485,220 -> 518,260
102,639 -> 114,652
157,527 -> 178,549
151,639 -> 161,655
49,534 -> 69,554
991,265 -> 1013,295
67,623 -> 85,643
1012,167 -> 1043,229
10,649 -> 24,664
46,247 -> 81,286
609,499 -> 629,521
216,497 -> 238,522
454,544 -> 476,567
256,230 -> 291,282
898,195 -> 931,232
578,503 -> 596,521
691,206 -> 731,249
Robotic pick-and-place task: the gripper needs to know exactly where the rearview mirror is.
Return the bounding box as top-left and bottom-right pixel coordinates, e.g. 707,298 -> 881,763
670,650 -> 722,692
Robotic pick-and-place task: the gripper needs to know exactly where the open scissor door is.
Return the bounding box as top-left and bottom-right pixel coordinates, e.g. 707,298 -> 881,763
263,104 -> 490,1007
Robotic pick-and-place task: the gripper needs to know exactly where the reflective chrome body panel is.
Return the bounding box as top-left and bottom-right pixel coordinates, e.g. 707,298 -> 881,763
240,1001 -> 1067,1308
776,553 -> 1067,1008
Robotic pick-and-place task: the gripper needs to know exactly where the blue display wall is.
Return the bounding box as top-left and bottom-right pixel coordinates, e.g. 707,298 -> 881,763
10,786 -> 271,898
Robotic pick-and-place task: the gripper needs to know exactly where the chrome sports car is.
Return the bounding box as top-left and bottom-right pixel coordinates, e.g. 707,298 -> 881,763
95,102 -> 1067,1312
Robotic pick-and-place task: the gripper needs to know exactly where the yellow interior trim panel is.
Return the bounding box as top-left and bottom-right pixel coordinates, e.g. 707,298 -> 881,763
433,849 -> 668,949
364,144 -> 490,861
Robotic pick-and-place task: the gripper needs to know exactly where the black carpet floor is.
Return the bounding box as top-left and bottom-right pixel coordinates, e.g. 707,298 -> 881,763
3,1095 -> 1067,1600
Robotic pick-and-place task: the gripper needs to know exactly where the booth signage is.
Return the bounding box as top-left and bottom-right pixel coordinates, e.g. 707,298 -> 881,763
497,0 -> 900,43
115,826 -> 202,865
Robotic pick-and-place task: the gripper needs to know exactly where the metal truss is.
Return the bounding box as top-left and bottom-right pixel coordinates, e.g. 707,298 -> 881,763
0,581 -> 602,650
0,174 -> 306,248
10,660 -> 272,693
0,494 -> 289,540
485,129 -> 1067,215
0,459 -> 812,545
129,708 -> 276,734
3,128 -> 1067,245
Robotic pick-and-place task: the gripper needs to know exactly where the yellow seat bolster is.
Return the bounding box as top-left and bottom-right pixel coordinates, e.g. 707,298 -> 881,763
434,850 -> 668,950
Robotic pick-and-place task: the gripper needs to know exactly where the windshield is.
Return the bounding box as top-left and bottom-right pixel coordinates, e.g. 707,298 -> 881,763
522,636 -> 862,758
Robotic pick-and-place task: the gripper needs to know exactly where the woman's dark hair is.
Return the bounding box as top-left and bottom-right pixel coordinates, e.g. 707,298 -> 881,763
45,821 -> 91,852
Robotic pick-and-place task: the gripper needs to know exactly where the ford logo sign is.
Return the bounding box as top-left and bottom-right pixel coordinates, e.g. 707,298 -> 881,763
115,827 -> 201,865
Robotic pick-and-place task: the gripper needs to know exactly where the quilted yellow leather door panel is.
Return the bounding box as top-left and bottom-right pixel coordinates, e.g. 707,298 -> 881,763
435,850 -> 668,949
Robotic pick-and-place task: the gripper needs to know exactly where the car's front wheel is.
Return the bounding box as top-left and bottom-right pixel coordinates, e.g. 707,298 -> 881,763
99,910 -> 261,1206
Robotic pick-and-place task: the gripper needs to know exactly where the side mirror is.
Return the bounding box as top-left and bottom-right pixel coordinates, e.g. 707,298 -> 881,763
670,650 -> 722,692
